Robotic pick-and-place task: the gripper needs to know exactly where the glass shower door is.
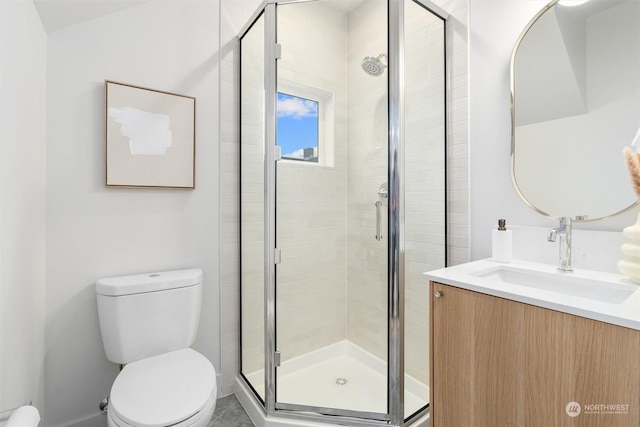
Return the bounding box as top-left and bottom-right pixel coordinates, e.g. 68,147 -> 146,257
273,0 -> 390,420
403,0 -> 446,422
239,12 -> 267,402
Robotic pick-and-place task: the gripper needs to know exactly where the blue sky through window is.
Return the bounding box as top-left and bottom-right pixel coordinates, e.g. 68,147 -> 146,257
277,92 -> 319,161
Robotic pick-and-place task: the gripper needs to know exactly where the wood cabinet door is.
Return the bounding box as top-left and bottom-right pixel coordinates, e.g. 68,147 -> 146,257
430,283 -> 475,426
431,282 -> 640,427
524,304 -> 640,426
430,283 -> 524,426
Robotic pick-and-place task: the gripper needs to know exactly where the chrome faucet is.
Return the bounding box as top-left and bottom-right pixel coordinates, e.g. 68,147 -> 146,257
547,217 -> 572,271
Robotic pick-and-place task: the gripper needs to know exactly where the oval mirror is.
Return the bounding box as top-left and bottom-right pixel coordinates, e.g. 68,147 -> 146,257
511,0 -> 640,221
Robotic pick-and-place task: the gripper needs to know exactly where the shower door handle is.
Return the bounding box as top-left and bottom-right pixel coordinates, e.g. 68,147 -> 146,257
375,201 -> 383,241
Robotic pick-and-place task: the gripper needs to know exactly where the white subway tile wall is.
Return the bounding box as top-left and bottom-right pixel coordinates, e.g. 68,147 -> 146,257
403,0 -> 446,386
345,0 -> 389,367
444,0 -> 470,266
275,2 -> 349,364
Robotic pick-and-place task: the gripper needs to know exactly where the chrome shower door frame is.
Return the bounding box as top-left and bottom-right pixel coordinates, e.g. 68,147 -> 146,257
389,1 -> 448,425
263,2 -> 278,416
388,0 -> 405,424
239,0 -> 449,425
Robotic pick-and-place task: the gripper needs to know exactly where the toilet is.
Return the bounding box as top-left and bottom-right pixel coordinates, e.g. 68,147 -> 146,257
96,268 -> 217,427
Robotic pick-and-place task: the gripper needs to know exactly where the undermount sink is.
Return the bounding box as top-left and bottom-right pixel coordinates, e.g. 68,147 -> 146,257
471,265 -> 636,304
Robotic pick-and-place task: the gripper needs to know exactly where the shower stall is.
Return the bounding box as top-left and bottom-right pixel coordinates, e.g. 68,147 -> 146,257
239,0 -> 447,425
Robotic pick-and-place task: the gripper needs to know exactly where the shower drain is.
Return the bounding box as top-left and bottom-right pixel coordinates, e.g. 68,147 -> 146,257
335,377 -> 348,386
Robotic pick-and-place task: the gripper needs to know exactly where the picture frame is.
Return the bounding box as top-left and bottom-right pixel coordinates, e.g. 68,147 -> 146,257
105,80 -> 196,189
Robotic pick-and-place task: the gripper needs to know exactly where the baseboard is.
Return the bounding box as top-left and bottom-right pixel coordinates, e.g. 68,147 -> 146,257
55,413 -> 107,427
235,376 -> 266,427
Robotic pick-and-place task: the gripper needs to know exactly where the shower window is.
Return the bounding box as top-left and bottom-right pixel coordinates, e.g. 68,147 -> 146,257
277,93 -> 319,162
277,79 -> 335,167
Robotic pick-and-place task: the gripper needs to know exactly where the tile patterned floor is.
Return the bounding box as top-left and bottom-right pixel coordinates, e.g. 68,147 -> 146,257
209,394 -> 255,427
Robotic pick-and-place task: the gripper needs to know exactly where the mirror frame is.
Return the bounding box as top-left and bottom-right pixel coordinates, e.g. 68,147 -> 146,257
509,0 -> 638,222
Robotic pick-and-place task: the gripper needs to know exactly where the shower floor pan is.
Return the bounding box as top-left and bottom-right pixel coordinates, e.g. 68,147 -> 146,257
244,340 -> 429,418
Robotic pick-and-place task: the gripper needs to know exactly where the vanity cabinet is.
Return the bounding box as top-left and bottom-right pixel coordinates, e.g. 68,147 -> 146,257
430,282 -> 640,427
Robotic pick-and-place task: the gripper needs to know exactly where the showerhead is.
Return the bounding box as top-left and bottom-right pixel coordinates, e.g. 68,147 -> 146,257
361,54 -> 387,77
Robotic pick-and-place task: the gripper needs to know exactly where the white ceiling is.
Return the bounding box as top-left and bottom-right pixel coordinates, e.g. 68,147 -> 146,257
33,0 -> 369,33
33,0 -> 150,32
328,0 -> 367,13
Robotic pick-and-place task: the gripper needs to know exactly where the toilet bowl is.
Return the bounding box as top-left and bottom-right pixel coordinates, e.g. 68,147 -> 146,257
96,269 -> 217,427
107,349 -> 217,427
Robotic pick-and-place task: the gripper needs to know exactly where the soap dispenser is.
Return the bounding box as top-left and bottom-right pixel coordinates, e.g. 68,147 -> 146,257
492,219 -> 512,263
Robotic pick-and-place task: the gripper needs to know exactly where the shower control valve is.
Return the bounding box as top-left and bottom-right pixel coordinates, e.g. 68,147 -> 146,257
377,182 -> 388,204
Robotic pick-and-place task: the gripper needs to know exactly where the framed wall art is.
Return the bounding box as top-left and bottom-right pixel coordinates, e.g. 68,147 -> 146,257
105,80 -> 196,189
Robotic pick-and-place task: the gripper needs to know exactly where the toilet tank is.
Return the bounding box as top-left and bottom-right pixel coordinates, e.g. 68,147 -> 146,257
96,268 -> 203,364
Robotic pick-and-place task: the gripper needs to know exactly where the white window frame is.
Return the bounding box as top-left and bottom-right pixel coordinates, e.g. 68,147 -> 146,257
277,79 -> 334,167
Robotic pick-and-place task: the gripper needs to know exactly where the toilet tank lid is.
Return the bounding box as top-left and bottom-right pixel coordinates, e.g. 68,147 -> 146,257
96,268 -> 202,296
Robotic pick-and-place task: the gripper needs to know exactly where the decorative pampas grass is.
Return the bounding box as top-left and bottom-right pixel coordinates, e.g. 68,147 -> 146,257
620,144 -> 640,283
624,146 -> 640,199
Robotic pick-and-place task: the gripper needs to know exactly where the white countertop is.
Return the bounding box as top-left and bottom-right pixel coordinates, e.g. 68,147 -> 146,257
423,259 -> 640,331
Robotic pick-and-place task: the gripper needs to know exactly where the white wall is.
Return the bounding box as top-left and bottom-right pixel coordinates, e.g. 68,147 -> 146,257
44,1 -> 220,425
0,0 -> 47,417
469,0 -> 638,261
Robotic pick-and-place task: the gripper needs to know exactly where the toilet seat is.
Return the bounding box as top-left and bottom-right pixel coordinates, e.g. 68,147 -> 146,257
108,392 -> 216,427
109,348 -> 217,427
